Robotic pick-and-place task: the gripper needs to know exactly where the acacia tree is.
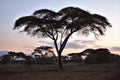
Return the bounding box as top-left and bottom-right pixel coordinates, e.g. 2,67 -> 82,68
32,46 -> 55,58
8,51 -> 16,61
13,7 -> 111,69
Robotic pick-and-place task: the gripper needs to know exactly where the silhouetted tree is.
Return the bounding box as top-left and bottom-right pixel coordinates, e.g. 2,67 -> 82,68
24,55 -> 34,64
109,53 -> 120,63
8,51 -> 27,63
68,53 -> 83,63
32,46 -> 56,64
84,48 -> 111,64
13,7 -> 111,69
32,46 -> 55,58
8,51 -> 16,63
94,48 -> 111,63
16,52 -> 26,58
0,55 -> 11,64
80,49 -> 94,55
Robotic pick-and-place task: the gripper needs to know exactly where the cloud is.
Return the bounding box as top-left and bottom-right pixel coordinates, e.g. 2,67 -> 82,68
24,46 -> 35,49
72,40 -> 95,44
38,40 -> 85,49
81,40 -> 95,44
94,45 -> 105,48
65,42 -> 86,49
39,40 -> 54,46
39,40 -> 49,44
71,40 -> 96,49
110,46 -> 120,52
38,39 -> 96,49
24,46 -> 36,53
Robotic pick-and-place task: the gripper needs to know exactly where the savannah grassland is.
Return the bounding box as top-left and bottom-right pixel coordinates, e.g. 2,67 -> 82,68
0,63 -> 120,80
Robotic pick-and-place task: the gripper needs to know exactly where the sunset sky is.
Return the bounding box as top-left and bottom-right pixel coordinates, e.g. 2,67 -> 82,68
0,0 -> 120,55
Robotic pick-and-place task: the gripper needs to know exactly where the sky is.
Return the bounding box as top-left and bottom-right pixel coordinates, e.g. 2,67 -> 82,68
0,0 -> 120,55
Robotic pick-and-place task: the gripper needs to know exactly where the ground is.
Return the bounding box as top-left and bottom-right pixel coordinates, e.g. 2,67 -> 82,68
0,63 -> 120,80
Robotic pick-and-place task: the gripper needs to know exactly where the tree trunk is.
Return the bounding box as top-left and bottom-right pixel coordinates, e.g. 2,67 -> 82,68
54,33 -> 72,70
58,53 -> 64,70
54,40 -> 64,70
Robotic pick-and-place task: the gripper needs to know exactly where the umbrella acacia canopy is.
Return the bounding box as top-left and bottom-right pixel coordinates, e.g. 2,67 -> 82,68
14,7 -> 111,41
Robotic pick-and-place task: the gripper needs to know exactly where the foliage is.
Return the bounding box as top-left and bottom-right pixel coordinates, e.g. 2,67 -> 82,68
67,53 -> 83,63
0,55 -> 11,64
32,46 -> 56,58
84,48 -> 120,64
32,46 -> 56,65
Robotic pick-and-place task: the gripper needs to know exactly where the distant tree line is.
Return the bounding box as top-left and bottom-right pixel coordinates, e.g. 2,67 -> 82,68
0,51 -> 33,65
0,47 -> 120,66
67,48 -> 120,64
0,46 -> 56,65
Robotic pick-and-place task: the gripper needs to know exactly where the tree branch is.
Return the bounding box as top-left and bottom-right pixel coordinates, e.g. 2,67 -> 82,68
60,29 -> 66,46
54,40 -> 59,54
59,32 -> 73,54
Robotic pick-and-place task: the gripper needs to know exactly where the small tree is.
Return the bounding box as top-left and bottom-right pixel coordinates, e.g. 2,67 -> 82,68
14,7 -> 111,69
8,51 -> 17,63
32,46 -> 56,64
0,55 -> 11,64
32,46 -> 55,58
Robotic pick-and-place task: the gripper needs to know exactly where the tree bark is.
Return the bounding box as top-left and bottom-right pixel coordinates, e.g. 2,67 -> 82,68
58,53 -> 64,70
54,33 -> 73,70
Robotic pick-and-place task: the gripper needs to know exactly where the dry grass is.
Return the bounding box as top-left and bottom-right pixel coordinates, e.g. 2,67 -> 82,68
0,63 -> 120,80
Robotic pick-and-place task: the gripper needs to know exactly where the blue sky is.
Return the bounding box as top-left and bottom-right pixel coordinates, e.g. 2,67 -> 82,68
0,0 -> 120,55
